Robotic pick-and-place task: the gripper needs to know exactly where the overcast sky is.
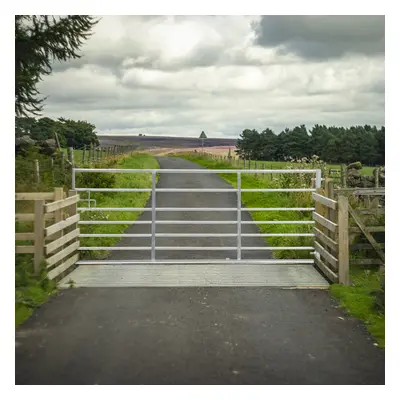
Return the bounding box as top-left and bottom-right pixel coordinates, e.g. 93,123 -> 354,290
38,15 -> 385,138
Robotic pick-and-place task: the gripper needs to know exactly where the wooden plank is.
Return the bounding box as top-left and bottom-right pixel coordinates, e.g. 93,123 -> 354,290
47,187 -> 65,243
338,196 -> 350,285
15,233 -> 35,241
45,214 -> 80,237
15,213 -> 35,221
15,245 -> 35,254
348,204 -> 385,263
350,243 -> 385,251
352,259 -> 383,265
335,188 -> 385,196
45,195 -> 79,213
355,208 -> 385,216
314,257 -> 338,283
312,212 -> 337,233
34,200 -> 45,274
45,228 -> 80,255
46,241 -> 80,268
315,241 -> 338,270
47,254 -> 79,281
350,226 -> 385,233
353,188 -> 385,196
313,227 -> 338,251
312,193 -> 337,210
15,192 -> 54,201
16,213 -> 55,221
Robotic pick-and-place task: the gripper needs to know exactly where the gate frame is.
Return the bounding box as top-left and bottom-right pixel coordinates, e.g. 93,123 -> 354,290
73,168 -> 322,265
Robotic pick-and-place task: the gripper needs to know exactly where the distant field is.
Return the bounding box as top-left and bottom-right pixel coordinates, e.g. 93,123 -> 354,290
97,135 -> 237,150
65,135 -> 379,175
164,146 -> 377,176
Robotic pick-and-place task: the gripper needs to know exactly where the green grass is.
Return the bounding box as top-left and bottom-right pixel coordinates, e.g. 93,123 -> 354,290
179,153 -> 314,259
330,266 -> 385,347
15,257 -> 58,327
79,153 -> 159,259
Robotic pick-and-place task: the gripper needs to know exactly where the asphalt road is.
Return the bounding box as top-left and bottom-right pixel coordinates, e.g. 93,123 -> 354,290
108,156 -> 273,261
15,157 -> 385,384
15,287 -> 384,384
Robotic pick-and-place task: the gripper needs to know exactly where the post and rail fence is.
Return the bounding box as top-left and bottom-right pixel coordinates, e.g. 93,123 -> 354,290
15,188 -> 80,280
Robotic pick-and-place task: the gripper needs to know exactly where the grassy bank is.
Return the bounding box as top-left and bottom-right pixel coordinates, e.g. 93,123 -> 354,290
178,153 -> 314,259
16,152 -> 158,327
330,267 -> 385,347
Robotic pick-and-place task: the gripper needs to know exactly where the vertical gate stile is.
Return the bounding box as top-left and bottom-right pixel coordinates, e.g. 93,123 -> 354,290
151,171 -> 156,261
237,172 -> 242,260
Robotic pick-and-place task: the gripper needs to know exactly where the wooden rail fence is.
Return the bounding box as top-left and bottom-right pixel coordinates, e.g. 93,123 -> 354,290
312,187 -> 349,285
15,188 -> 80,280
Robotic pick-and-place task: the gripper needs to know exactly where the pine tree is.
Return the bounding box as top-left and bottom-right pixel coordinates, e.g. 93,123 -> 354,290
15,15 -> 98,117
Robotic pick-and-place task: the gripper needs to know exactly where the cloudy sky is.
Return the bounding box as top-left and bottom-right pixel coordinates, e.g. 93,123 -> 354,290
38,15 -> 385,138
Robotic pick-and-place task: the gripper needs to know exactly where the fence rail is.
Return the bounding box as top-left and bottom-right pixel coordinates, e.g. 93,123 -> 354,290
312,186 -> 347,284
15,188 -> 80,280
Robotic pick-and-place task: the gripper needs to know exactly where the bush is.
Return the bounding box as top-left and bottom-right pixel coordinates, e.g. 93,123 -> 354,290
76,171 -> 116,188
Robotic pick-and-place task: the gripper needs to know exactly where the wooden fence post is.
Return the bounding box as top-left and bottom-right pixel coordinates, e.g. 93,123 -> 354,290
34,199 -> 45,274
34,159 -> 40,184
374,168 -> 379,188
68,190 -> 78,232
82,146 -> 86,165
53,187 -> 64,240
61,152 -> 65,183
338,195 -> 350,285
50,158 -> 54,184
68,147 -> 74,167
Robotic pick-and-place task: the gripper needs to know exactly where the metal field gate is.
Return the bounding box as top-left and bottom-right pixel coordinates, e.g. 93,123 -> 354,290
72,167 -> 322,266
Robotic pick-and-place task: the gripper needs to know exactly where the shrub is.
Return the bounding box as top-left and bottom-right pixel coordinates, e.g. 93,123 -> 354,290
76,171 -> 116,188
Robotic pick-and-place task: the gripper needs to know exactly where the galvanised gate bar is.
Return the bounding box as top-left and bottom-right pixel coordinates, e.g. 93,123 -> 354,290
72,168 -> 322,265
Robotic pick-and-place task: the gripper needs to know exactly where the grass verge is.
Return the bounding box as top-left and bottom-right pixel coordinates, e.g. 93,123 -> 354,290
78,152 -> 159,259
178,153 -> 314,259
15,257 -> 58,327
330,266 -> 385,347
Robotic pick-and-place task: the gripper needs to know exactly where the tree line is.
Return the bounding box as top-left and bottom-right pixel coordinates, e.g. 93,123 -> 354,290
235,125 -> 385,166
16,116 -> 99,149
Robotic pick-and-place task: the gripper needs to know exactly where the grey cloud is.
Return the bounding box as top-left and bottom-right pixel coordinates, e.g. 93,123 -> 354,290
39,16 -> 384,138
254,16 -> 385,60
